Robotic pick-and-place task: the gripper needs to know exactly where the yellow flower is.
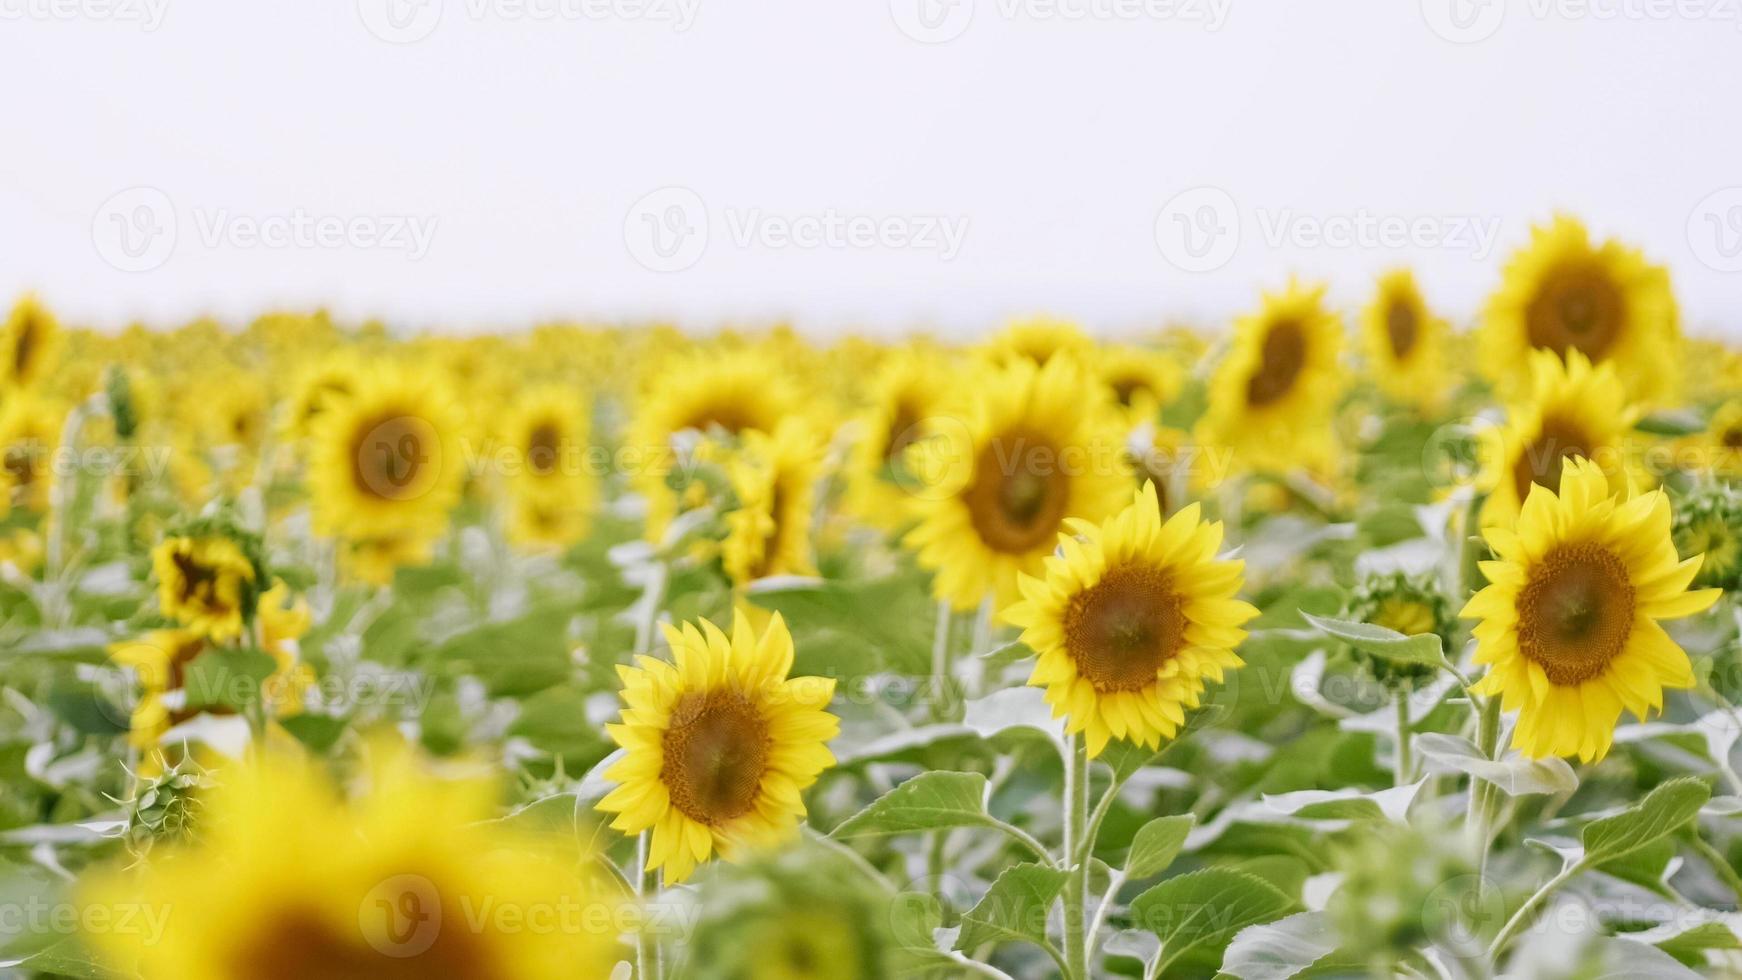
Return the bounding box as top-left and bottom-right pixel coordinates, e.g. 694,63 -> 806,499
81,741 -> 619,980
282,347 -> 364,442
1462,457 -> 1721,761
0,527 -> 42,574
597,612 -> 839,883
1475,349 -> 1639,528
2,294 -> 62,391
722,420 -> 824,587
1097,345 -> 1182,428
1004,482 -> 1256,757
1197,280 -> 1345,474
151,535 -> 258,642
110,628 -> 209,749
309,364 -> 464,544
843,349 -> 951,532
0,392 -> 62,515
904,356 -> 1131,611
1479,215 -> 1679,404
341,532 -> 439,587
500,385 -> 597,550
1361,269 -> 1449,412
1681,400 -> 1742,478
981,316 -> 1094,370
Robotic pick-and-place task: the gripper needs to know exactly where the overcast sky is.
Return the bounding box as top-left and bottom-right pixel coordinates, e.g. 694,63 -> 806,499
3,0 -> 1740,339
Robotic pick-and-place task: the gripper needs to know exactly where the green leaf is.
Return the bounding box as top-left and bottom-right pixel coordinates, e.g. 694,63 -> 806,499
1125,815 -> 1195,879
1129,868 -> 1299,973
1635,409 -> 1707,437
1580,777 -> 1711,868
1300,612 -> 1444,667
952,862 -> 1067,953
181,647 -> 278,712
1414,733 -> 1579,797
1219,911 -> 1338,980
277,712 -> 350,752
831,771 -> 991,838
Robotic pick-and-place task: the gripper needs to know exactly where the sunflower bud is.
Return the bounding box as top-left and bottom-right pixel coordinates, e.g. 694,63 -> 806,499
1673,483 -> 1742,591
1339,571 -> 1454,692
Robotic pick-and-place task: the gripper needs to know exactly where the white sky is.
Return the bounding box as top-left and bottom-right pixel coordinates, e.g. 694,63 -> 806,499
3,0 -> 1741,340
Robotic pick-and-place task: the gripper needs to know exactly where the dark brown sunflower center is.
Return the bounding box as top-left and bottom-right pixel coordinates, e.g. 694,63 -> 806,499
749,480 -> 791,580
1723,427 -> 1742,450
1386,302 -> 1419,359
680,404 -> 758,437
526,421 -> 561,476
1110,376 -> 1147,408
1517,543 -> 1634,685
3,443 -> 38,488
239,899 -> 503,980
171,551 -> 223,607
1062,565 -> 1186,692
963,431 -> 1072,554
884,402 -> 922,464
350,413 -> 436,502
1512,416 -> 1592,504
1246,319 -> 1306,407
661,690 -> 771,825
1526,264 -> 1624,362
14,316 -> 37,377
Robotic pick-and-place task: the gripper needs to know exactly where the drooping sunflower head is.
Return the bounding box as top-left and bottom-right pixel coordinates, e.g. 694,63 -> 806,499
1004,482 -> 1256,757
0,391 -> 62,515
1361,269 -> 1449,412
1463,457 -> 1721,761
597,611 -> 839,884
722,419 -> 825,587
150,532 -> 262,642
1096,345 -> 1182,428
903,356 -> 1131,611
82,740 -> 620,980
308,364 -> 465,543
1479,215 -> 1679,404
844,349 -> 951,531
980,315 -> 1094,370
1476,348 -> 1641,527
2,294 -> 62,391
1673,483 -> 1742,591
1198,280 -> 1345,474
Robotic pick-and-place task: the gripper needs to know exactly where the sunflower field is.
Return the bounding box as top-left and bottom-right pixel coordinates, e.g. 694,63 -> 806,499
2,215 -> 1742,980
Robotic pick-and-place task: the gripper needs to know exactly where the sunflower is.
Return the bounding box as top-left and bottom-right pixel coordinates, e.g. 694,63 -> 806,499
722,420 -> 824,587
309,364 -> 464,544
597,612 -> 839,883
81,741 -> 620,980
2,294 -> 62,391
151,535 -> 259,642
0,392 -> 61,515
1673,484 -> 1742,591
1361,269 -> 1449,412
1097,345 -> 1182,428
1479,215 -> 1679,404
1462,457 -> 1721,762
981,316 -> 1094,370
282,348 -> 363,442
903,356 -> 1131,611
1475,349 -> 1640,528
1681,400 -> 1742,478
843,349 -> 951,531
500,385 -> 597,550
1197,280 -> 1345,474
1003,482 -> 1255,757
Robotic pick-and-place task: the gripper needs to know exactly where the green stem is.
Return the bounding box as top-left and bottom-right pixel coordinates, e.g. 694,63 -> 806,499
1394,695 -> 1413,786
1063,734 -> 1090,980
636,831 -> 662,979
931,599 -> 953,721
1687,831 -> 1742,903
1488,860 -> 1581,964
632,560 -> 669,657
1468,696 -> 1502,880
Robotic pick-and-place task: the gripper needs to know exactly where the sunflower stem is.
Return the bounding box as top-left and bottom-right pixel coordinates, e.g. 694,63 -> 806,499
1062,733 -> 1090,980
1487,858 -> 1581,964
1467,695 -> 1502,886
635,831 -> 662,980
1687,830 -> 1742,903
931,599 -> 953,721
1394,695 -> 1413,786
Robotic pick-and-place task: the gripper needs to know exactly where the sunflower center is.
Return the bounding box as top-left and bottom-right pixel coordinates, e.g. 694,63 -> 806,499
749,480 -> 791,580
1062,565 -> 1186,692
963,431 -> 1072,554
1245,319 -> 1306,407
1386,302 -> 1419,359
239,900 -> 503,980
1526,264 -> 1624,362
1512,416 -> 1592,504
349,413 -> 437,502
14,316 -> 37,377
884,401 -> 922,464
1110,376 -> 1148,408
527,421 -> 561,476
171,551 -> 223,607
661,690 -> 771,825
1723,427 -> 1742,450
680,404 -> 758,437
1517,543 -> 1634,686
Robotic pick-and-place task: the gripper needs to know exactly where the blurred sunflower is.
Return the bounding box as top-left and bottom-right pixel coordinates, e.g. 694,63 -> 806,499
82,741 -> 620,980
500,385 -> 597,550
151,534 -> 260,642
597,612 -> 839,883
981,315 -> 1093,370
2,294 -> 62,391
903,356 -> 1130,611
1479,215 -> 1679,404
722,420 -> 824,587
1476,349 -> 1639,527
1681,400 -> 1742,478
1361,269 -> 1449,412
1004,482 -> 1254,757
1096,345 -> 1182,428
110,628 -> 210,749
1463,457 -> 1721,761
1673,484 -> 1742,591
0,392 -> 61,515
1197,280 -> 1344,474
843,350 -> 950,531
282,348 -> 363,443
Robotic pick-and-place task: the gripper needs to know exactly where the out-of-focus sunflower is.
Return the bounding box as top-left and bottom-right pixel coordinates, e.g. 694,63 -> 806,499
1004,482 -> 1255,757
1463,457 -> 1720,761
1475,350 -> 1639,528
281,348 -> 364,443
81,741 -> 620,980
980,315 -> 1093,370
597,612 -> 838,884
309,364 -> 464,550
1673,484 -> 1742,591
2,294 -> 62,391
1479,215 -> 1679,404
1097,345 -> 1182,428
843,350 -> 950,531
1361,269 -> 1449,412
1678,400 -> 1742,479
1197,280 -> 1345,475
151,534 -> 260,642
0,392 -> 61,515
722,420 -> 824,587
500,385 -> 597,550
904,356 -> 1130,612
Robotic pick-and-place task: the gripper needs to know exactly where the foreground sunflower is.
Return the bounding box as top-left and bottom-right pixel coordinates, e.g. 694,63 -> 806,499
1004,482 -> 1256,757
82,742 -> 620,980
1479,215 -> 1679,404
1463,457 -> 1721,761
1197,280 -> 1344,474
904,356 -> 1130,611
597,612 -> 839,883
1361,269 -> 1449,413
1476,349 -> 1639,527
